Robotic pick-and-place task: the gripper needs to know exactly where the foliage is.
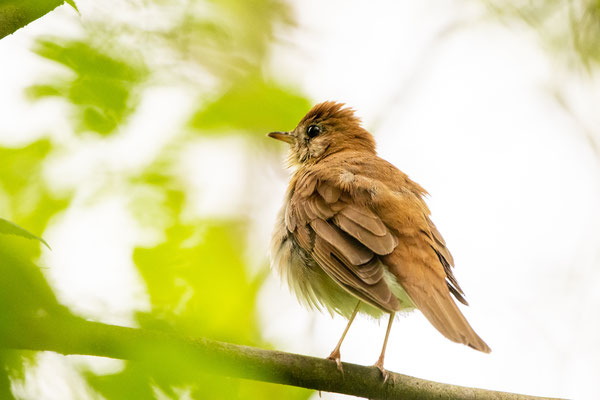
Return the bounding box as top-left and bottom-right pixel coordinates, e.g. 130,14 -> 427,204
0,0 -> 66,39
483,0 -> 600,69
190,77 -> 311,135
0,0 -> 312,399
0,231 -> 72,400
0,218 -> 50,249
28,39 -> 147,136
1,1 -> 598,399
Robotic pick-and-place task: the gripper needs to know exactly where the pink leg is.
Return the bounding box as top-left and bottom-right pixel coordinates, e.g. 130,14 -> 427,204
374,312 -> 395,382
327,301 -> 361,372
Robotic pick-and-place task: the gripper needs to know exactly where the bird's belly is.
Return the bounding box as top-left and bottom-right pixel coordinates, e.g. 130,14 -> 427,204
270,211 -> 414,319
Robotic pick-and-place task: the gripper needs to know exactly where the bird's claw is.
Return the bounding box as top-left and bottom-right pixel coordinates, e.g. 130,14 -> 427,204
327,349 -> 344,374
373,359 -> 389,383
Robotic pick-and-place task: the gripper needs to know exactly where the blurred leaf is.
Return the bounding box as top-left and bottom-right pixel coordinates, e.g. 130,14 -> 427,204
162,0 -> 294,80
0,137 -> 74,398
0,139 -> 51,194
0,140 -> 70,244
190,77 -> 311,135
12,0 -> 313,398
0,218 -> 50,249
572,0 -> 600,67
0,352 -> 16,400
86,217 -> 309,400
0,234 -> 70,334
0,233 -> 73,399
85,366 -> 156,400
134,220 -> 264,342
216,0 -> 293,62
87,157 -> 308,398
484,0 -> 600,69
33,39 -> 141,80
236,379 -> 312,400
28,38 -> 146,135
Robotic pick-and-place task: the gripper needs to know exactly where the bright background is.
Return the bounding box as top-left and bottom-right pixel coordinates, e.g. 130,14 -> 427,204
1,1 -> 599,399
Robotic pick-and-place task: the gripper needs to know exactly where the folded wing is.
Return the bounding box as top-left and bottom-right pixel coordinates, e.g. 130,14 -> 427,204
287,180 -> 400,312
287,169 -> 490,353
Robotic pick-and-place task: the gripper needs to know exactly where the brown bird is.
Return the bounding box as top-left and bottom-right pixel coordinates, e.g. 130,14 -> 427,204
268,101 -> 490,378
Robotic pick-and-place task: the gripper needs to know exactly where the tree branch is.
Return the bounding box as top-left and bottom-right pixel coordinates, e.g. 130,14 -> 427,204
1,315 -> 561,400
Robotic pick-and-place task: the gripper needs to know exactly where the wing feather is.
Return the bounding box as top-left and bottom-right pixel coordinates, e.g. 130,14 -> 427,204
286,178 -> 403,313
309,219 -> 374,265
334,213 -> 397,255
280,154 -> 490,353
317,181 -> 341,203
423,218 -> 467,304
313,236 -> 398,311
339,206 -> 387,236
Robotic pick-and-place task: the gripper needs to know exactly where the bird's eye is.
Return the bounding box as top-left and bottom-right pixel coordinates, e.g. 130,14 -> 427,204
306,125 -> 321,138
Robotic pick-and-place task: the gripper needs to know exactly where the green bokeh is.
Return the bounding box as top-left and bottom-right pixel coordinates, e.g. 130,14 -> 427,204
483,0 -> 600,69
2,0 -> 599,398
190,77 -> 311,135
0,0 -> 314,398
27,39 -> 147,136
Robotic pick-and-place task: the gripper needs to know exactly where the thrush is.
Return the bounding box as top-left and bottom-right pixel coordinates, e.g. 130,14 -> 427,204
268,101 -> 490,378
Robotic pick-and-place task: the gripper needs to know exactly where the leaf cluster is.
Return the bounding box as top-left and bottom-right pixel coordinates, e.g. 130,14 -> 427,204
0,0 -> 311,398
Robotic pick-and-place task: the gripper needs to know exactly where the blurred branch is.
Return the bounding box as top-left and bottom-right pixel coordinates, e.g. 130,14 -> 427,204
552,88 -> 600,155
482,0 -> 600,69
0,0 -> 74,40
2,315 -> 561,400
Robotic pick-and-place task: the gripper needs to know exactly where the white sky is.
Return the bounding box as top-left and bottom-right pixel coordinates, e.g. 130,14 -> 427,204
1,1 -> 600,399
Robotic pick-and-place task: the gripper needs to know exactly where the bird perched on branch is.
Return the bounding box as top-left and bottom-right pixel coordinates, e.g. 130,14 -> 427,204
268,101 -> 490,378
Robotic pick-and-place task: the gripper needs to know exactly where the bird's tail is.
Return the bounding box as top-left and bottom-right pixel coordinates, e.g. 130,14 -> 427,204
385,249 -> 491,353
417,285 -> 491,353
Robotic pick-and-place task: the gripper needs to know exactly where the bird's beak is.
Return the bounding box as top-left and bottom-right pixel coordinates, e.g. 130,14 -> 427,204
268,131 -> 295,144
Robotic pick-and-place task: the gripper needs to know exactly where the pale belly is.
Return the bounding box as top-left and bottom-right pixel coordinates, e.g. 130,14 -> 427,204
269,207 -> 415,319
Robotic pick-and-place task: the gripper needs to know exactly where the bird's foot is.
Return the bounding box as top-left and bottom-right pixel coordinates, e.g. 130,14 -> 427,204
373,357 -> 389,383
327,348 -> 344,374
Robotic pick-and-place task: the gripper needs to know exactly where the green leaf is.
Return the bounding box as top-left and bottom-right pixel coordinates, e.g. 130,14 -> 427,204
189,77 -> 311,136
29,38 -> 146,136
65,0 -> 79,12
0,235 -> 73,400
0,218 -> 50,250
0,353 -> 16,400
0,139 -> 68,253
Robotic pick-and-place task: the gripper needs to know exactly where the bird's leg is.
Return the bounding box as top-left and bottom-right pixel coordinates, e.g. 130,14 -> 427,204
327,301 -> 360,373
374,312 -> 395,382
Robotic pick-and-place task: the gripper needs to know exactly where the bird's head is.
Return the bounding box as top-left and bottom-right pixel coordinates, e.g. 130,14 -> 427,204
268,101 -> 376,165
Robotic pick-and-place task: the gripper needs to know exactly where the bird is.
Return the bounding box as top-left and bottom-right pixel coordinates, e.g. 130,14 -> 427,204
268,101 -> 490,378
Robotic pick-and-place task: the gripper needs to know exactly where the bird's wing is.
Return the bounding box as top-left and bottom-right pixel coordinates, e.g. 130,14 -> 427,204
286,176 -> 401,312
424,217 -> 468,305
288,163 -> 490,352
